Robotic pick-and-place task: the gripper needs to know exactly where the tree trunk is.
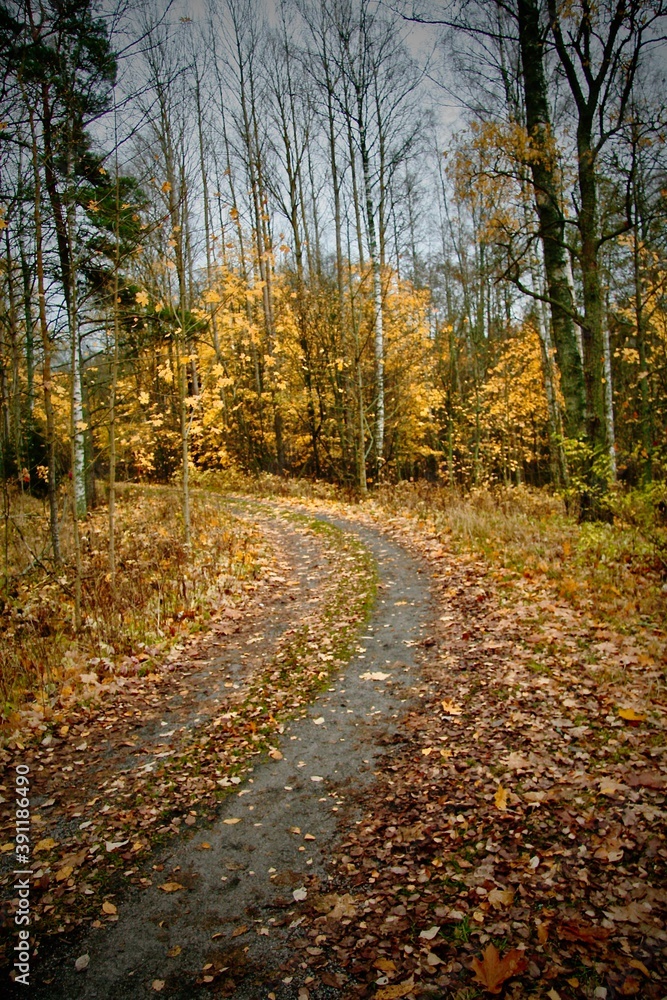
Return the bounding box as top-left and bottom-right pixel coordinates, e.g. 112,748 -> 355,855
517,0 -> 585,441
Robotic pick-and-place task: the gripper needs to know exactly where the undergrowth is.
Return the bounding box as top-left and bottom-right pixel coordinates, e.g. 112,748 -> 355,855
0,484 -> 266,730
373,481 -> 667,631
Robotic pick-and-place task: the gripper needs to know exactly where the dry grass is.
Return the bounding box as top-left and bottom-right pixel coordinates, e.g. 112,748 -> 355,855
0,484 -> 267,729
374,481 -> 667,631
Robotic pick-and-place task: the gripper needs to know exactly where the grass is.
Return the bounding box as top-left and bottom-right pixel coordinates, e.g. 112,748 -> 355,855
372,481 -> 667,632
0,483 -> 267,733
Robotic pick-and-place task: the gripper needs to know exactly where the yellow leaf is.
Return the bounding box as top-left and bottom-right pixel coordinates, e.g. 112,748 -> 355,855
158,882 -> 185,892
102,901 -> 117,915
56,864 -> 74,882
161,181 -> 172,193
135,290 -> 149,307
441,699 -> 462,715
152,981 -> 165,992
375,977 -> 415,999
618,708 -> 645,722
494,785 -> 509,811
34,837 -> 58,853
1,842 -> 14,853
167,945 -> 182,957
223,817 -> 241,825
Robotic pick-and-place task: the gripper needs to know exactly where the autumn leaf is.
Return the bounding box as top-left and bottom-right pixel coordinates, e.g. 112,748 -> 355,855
557,920 -> 611,943
167,945 -> 182,957
494,785 -> 509,811
102,901 -> 117,915
161,181 -> 172,193
441,699 -> 462,714
470,944 -> 528,994
135,290 -> 149,307
617,707 -> 645,722
34,837 -> 58,853
152,980 -> 165,992
75,954 -> 90,972
158,882 -> 185,893
487,887 -> 514,908
375,977 -> 415,999
223,817 -> 241,825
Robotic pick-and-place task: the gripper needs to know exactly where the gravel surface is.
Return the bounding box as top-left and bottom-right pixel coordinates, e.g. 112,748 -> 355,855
27,510 -> 433,999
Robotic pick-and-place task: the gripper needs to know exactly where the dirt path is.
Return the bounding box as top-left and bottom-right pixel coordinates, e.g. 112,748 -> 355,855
22,508 -> 432,998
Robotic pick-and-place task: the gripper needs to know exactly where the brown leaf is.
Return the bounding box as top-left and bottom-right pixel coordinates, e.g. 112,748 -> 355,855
167,945 -> 182,957
618,976 -> 641,996
102,901 -> 117,915
487,888 -> 514,909
625,770 -> 666,790
557,920 -> 611,943
232,925 -> 248,938
470,944 -> 528,994
158,882 -> 185,893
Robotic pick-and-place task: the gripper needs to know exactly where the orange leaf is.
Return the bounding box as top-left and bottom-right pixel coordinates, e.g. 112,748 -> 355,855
471,944 -> 528,994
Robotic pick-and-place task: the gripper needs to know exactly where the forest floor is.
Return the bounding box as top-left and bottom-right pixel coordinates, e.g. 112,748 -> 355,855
1,489 -> 666,999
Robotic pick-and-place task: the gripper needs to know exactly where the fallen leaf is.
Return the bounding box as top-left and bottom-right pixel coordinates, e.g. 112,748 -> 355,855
223,817 -> 242,825
198,842 -> 211,850
487,888 -> 514,909
105,839 -> 128,852
269,749 -> 283,760
627,958 -> 650,977
326,893 -> 356,919
232,925 -> 248,938
75,954 -> 90,972
158,882 -> 185,893
167,945 -> 182,957
617,708 -> 645,722
618,977 -> 641,996
375,977 -> 415,999
470,944 -> 528,994
604,901 -> 651,924
625,770 -> 666,790
557,920 -> 612,942
34,837 -> 58,853
293,887 -> 307,901
494,785 -> 509,811
441,700 -> 462,715
313,717 -> 325,725
419,925 -> 440,940
102,901 -> 117,915
310,775 -> 323,782
56,865 -> 74,882
360,671 -> 390,681
152,980 -> 165,992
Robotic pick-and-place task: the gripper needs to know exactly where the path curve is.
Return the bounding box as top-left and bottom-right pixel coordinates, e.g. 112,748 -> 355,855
29,506 -> 433,999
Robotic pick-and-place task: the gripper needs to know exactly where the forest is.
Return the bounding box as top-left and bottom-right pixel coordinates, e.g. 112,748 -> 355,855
1,1 -> 667,998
